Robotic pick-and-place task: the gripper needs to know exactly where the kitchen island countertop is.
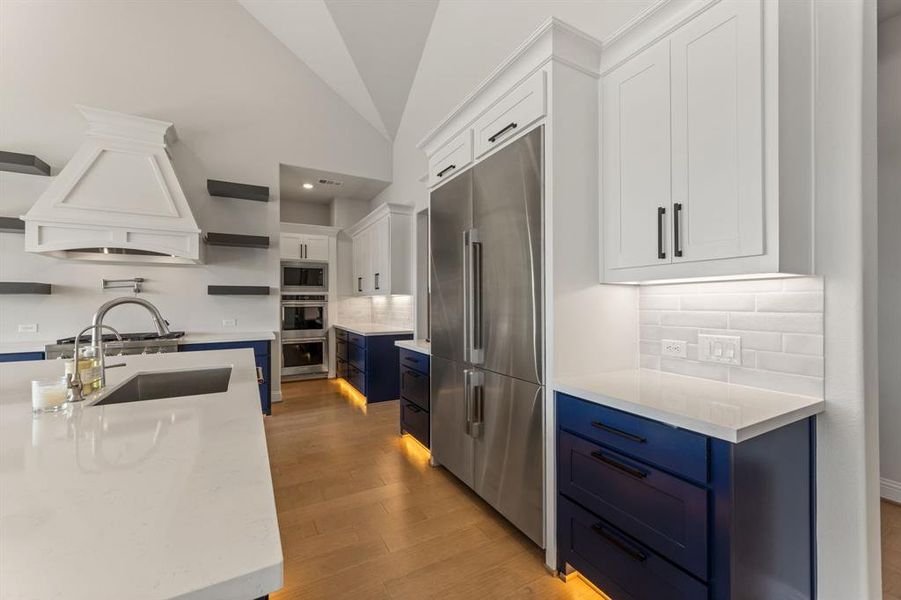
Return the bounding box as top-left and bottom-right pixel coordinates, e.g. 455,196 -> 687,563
0,349 -> 282,600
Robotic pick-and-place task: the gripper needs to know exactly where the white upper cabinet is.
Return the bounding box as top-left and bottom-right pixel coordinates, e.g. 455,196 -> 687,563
601,0 -> 814,282
670,0 -> 763,264
280,233 -> 328,261
347,203 -> 413,296
472,70 -> 546,158
603,39 -> 672,270
427,129 -> 472,187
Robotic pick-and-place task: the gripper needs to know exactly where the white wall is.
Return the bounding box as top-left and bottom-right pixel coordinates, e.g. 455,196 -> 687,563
0,1 -> 391,345
330,197 -> 371,229
280,201 -> 332,226
879,13 -> 901,501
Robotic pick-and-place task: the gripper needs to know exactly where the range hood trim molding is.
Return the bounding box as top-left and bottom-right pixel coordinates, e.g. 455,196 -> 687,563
23,106 -> 204,264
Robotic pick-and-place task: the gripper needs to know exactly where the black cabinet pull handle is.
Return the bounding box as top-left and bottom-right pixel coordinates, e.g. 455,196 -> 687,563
404,369 -> 421,379
590,451 -> 648,480
591,421 -> 646,444
488,122 -> 518,143
375,273 -> 380,290
657,206 -> 666,259
673,202 -> 683,257
357,277 -> 362,292
405,401 -> 422,413
436,164 -> 456,178
591,523 -> 648,562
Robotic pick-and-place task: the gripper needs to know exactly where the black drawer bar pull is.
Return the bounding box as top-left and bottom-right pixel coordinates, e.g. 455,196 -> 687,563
488,122 -> 518,143
590,451 -> 649,480
436,164 -> 456,178
590,420 -> 646,444
404,369 -> 421,379
591,523 -> 648,562
405,401 -> 422,413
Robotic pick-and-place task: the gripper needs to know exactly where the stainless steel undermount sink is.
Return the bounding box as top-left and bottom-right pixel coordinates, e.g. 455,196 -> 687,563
92,367 -> 232,406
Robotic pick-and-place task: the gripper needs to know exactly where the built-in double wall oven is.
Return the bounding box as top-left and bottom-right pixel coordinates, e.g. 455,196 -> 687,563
281,293 -> 328,378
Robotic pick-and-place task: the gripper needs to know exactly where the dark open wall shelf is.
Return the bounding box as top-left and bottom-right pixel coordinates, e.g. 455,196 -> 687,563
0,282 -> 51,295
208,285 -> 270,296
0,151 -> 51,176
205,232 -> 270,248
207,179 -> 269,202
0,217 -> 24,233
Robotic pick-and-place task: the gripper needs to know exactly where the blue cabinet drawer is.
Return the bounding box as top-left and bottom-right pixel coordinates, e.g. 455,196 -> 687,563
347,364 -> 366,395
557,393 -> 708,483
400,366 -> 429,411
348,343 -> 366,371
558,495 -> 707,600
399,348 -> 429,375
559,430 -> 708,579
0,352 -> 44,363
401,399 -> 429,448
336,357 -> 348,379
336,328 -> 348,342
336,339 -> 348,362
348,332 -> 366,348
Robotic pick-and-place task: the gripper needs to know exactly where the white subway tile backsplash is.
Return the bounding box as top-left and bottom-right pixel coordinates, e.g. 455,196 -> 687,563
680,294 -> 756,311
756,292 -> 823,313
756,351 -> 824,377
660,357 -> 730,382
638,278 -> 824,397
728,312 -> 823,334
660,311 -> 728,328
783,333 -> 824,356
639,295 -> 681,310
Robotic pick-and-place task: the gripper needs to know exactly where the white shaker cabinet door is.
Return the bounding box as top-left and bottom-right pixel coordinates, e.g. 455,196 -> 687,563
602,39 -> 672,270
369,217 -> 390,295
280,234 -> 301,260
302,235 -> 329,261
670,0 -> 764,263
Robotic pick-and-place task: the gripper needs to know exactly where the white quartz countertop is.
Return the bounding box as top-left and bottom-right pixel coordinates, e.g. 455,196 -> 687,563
394,339 -> 431,355
0,332 -> 276,355
333,322 -> 414,336
0,350 -> 283,600
178,331 -> 276,344
554,369 -> 824,443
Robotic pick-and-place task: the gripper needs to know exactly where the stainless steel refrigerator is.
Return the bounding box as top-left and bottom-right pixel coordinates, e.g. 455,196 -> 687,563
430,127 -> 544,546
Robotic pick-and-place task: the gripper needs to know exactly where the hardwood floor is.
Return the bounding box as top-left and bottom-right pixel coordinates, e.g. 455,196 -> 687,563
265,379 -> 601,600
267,380 -> 901,599
885,500 -> 901,600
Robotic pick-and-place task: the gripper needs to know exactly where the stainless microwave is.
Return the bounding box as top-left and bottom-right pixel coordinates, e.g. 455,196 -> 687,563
281,260 -> 328,293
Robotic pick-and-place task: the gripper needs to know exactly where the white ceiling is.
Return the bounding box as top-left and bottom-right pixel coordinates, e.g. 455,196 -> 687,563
280,164 -> 390,205
239,0 -> 438,140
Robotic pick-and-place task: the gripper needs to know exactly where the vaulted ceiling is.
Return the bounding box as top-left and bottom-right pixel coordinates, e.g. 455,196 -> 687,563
240,0 -> 439,140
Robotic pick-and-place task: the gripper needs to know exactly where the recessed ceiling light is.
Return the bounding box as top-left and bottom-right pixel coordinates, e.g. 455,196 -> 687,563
302,183 -> 314,190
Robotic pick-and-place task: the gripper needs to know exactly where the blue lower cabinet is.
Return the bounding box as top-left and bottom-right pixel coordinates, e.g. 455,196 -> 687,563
557,392 -> 815,600
0,351 -> 44,363
179,340 -> 271,415
334,328 -> 413,403
398,347 -> 430,448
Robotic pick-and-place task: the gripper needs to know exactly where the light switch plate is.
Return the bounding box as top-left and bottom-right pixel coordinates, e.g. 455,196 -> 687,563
699,334 -> 742,365
18,324 -> 38,333
661,339 -> 688,358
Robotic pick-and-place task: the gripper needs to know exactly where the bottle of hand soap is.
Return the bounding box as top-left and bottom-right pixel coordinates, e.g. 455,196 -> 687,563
65,346 -> 101,393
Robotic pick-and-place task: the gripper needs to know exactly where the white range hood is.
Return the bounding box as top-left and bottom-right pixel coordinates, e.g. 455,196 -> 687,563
22,106 -> 203,264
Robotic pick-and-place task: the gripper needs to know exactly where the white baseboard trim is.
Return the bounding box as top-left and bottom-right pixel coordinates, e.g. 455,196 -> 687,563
882,477 -> 901,503
272,390 -> 283,404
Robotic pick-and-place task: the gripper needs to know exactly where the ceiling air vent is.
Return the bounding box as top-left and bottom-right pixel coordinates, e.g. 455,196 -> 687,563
318,178 -> 343,187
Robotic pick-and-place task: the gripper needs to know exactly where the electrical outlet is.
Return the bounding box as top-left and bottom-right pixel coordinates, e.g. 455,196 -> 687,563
661,339 -> 687,358
18,324 -> 38,333
699,334 -> 742,365
222,319 -> 237,328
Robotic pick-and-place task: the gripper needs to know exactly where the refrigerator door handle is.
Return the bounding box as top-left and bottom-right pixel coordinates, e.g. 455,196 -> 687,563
470,370 -> 484,439
463,369 -> 473,437
465,228 -> 484,365
471,231 -> 484,365
463,230 -> 472,364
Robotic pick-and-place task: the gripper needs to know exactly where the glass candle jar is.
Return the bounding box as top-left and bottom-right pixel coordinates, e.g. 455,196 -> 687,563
32,377 -> 69,413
